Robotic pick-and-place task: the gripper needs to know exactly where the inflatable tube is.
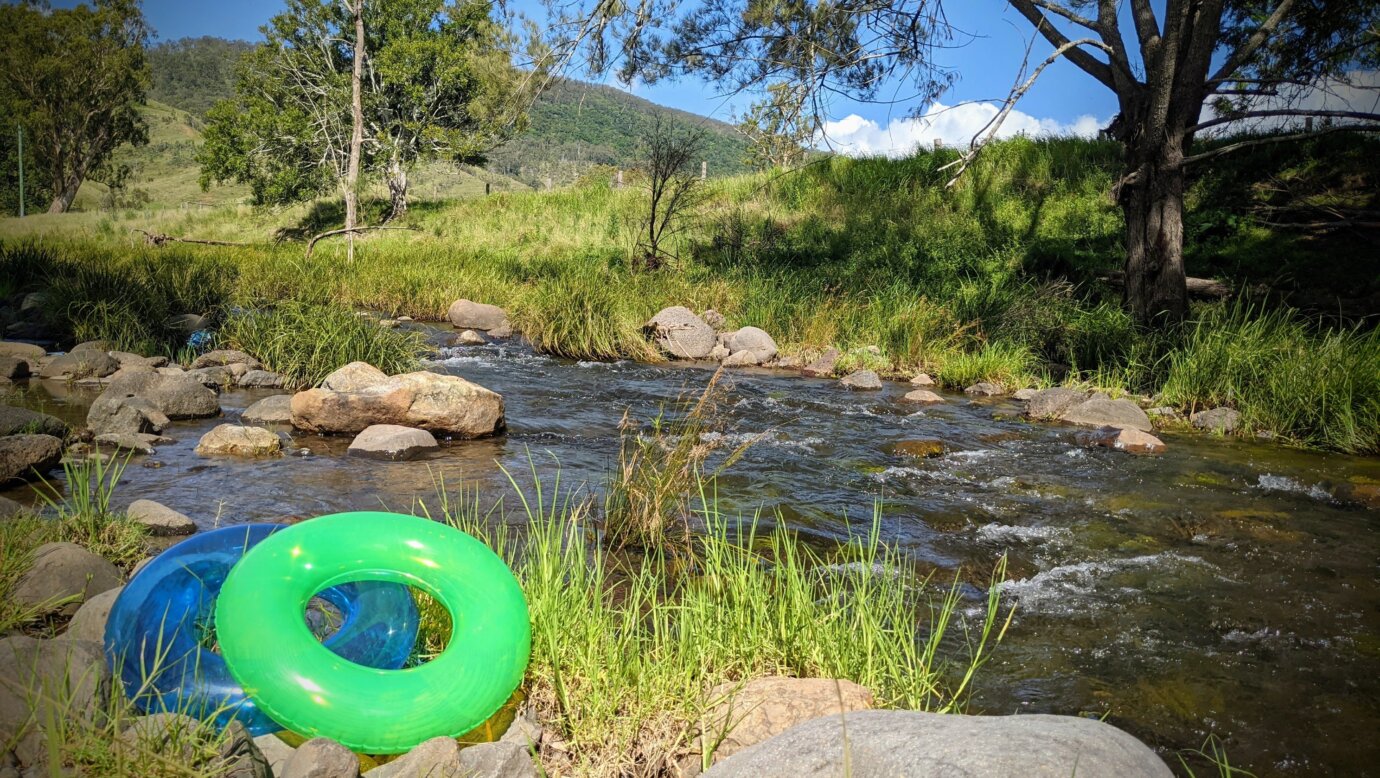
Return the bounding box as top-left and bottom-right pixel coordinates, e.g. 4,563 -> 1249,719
103,524 -> 419,735
215,512 -> 530,753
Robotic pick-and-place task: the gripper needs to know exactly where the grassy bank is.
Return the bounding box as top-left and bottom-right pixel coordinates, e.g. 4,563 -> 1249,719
1,135 -> 1376,452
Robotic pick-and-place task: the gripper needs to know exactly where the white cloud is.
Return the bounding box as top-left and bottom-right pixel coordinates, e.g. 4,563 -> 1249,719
820,102 -> 1106,157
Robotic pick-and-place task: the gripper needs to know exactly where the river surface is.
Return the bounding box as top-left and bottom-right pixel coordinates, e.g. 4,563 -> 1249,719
7,325 -> 1380,776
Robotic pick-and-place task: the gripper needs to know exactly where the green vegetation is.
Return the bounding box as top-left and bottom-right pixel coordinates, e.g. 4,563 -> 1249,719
2,134 -> 1377,451
147,37 -> 256,117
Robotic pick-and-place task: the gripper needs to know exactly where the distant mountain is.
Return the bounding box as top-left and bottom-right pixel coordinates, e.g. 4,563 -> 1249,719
144,37 -> 753,188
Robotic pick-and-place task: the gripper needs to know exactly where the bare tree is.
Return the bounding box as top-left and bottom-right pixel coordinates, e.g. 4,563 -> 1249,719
344,0 -> 365,263
639,119 -> 707,270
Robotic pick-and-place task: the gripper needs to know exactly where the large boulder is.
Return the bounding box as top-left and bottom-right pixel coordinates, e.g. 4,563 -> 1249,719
1191,407 -> 1241,433
702,677 -> 874,763
364,736 -> 461,778
1059,398 -> 1153,432
801,348 -> 839,378
87,396 -> 170,437
1024,387 -> 1091,420
646,307 -> 717,359
87,371 -> 220,435
347,425 -> 438,461
322,361 -> 389,392
0,636 -> 109,767
281,737 -> 360,778
38,350 -> 119,380
703,711 -> 1171,778
0,342 -> 45,361
0,434 -> 63,484
0,356 -> 30,380
0,406 -> 67,438
447,299 -> 512,336
238,370 -> 284,389
964,381 -> 1005,397
840,370 -> 882,390
242,395 -> 294,425
725,327 -> 778,365
292,371 -> 504,438
253,734 -> 297,777
62,586 -> 122,643
196,425 -> 282,457
191,350 -> 262,370
11,542 -> 122,616
126,499 -> 197,536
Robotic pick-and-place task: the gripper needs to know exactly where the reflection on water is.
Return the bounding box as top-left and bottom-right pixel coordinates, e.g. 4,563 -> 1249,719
7,326 -> 1380,775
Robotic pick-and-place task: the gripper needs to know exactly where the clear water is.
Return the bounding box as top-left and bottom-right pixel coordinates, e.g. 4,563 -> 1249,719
8,326 -> 1379,775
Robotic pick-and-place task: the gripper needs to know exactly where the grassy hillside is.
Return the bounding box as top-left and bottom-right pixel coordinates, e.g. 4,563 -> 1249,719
147,37 -> 256,117
4,135 -> 1377,452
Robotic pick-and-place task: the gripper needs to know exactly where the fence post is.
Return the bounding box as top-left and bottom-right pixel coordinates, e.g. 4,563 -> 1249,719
15,125 -> 23,218
701,161 -> 707,180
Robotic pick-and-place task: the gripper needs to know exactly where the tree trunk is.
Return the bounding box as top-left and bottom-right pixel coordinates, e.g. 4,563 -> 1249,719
47,173 -> 82,214
386,158 -> 407,222
344,0 -> 365,263
1118,135 -> 1189,325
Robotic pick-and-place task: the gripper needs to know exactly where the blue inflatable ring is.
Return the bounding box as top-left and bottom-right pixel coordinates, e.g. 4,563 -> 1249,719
103,524 -> 419,735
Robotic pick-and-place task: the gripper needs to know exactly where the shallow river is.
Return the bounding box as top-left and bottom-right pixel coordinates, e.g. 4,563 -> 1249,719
7,325 -> 1380,775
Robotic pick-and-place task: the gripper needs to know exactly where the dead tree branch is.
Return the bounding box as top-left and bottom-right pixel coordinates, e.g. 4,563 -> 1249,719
304,225 -> 418,259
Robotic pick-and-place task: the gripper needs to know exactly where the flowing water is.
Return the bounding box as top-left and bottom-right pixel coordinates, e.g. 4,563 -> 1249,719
7,325 -> 1380,775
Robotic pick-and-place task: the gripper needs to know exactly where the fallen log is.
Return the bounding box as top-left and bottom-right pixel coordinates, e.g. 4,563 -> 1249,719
132,229 -> 252,247
304,225 -> 418,259
1097,271 -> 1233,299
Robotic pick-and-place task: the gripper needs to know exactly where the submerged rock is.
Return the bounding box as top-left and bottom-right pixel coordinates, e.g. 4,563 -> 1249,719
195,425 -> 282,457
901,389 -> 944,405
645,306 -> 716,359
1060,398 -> 1153,432
1079,426 -> 1167,455
890,439 -> 946,458
964,381 -> 1005,397
292,369 -> 505,438
1191,407 -> 1241,433
840,370 -> 882,390
347,424 -> 438,461
702,710 -> 1171,778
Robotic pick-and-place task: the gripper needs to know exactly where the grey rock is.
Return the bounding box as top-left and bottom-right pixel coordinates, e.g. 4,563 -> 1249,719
0,357 -> 29,380
238,370 -> 285,389
0,496 -> 24,518
243,395 -> 295,425
346,425 -> 438,461
191,350 -> 262,370
196,425 -> 282,457
964,381 -> 1005,397
378,319 -> 401,329
457,742 -> 537,778
1145,406 -> 1182,420
1012,388 -> 1037,401
62,586 -> 122,643
701,309 -> 726,330
721,349 -> 764,367
322,362 -> 389,392
1059,398 -> 1153,432
292,371 -> 504,439
188,366 -> 236,388
1078,427 -> 1167,455
88,371 -> 219,427
282,738 -> 360,778
1024,387 -> 1092,420
455,329 -> 487,346
87,396 -> 169,437
364,736 -> 462,778
217,721 -> 273,778
94,433 -> 155,455
646,307 -> 716,360
702,711 -> 1171,778
801,348 -> 839,378
109,351 -> 166,369
499,713 -> 545,749
902,389 -> 944,405
702,677 -> 873,763
909,372 -> 935,386
0,636 -> 108,767
0,342 -> 45,361
69,341 -> 114,354
1191,407 -> 1241,434
118,712 -> 203,762
253,734 -> 297,777
726,327 -> 778,364
38,350 -> 119,380
709,344 -> 731,361
0,435 -> 63,484
0,406 -> 67,438
126,499 -> 196,536
447,300 -> 511,333
12,542 -> 123,616
840,370 -> 882,390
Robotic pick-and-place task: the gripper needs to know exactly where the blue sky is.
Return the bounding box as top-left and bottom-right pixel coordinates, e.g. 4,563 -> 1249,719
71,0 -> 1126,151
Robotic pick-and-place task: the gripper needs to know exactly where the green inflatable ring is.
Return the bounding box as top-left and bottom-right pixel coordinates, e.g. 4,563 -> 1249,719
215,511 -> 530,753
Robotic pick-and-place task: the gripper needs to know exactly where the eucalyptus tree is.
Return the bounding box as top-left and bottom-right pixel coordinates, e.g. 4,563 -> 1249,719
548,0 -> 1380,325
0,0 -> 150,214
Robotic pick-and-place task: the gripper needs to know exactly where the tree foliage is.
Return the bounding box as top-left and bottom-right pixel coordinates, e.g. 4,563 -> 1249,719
0,0 -> 150,214
147,37 -> 256,117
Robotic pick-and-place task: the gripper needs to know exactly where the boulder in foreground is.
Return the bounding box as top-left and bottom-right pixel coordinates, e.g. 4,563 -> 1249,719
292,368 -> 505,438
11,542 -> 122,616
0,434 -> 63,484
701,677 -> 873,763
702,710 -> 1171,778
645,307 -> 716,359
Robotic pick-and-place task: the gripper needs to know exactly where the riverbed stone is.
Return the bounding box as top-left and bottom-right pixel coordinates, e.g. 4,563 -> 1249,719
322,361 -> 390,392
447,300 -> 511,335
890,439 -> 946,458
800,348 -> 840,378
191,350 -> 261,370
347,425 -> 438,461
12,542 -> 122,616
964,381 -> 1005,397
901,389 -> 944,405
62,586 -> 122,643
0,357 -> 29,380
117,712 -> 204,763
456,742 -> 537,778
364,736 -> 461,778
243,395 -> 294,425
701,309 -> 726,330
840,370 -> 882,390
88,371 -> 220,429
0,342 -> 44,361
69,340 -> 114,354
701,710 -> 1171,778
0,406 -> 67,438
188,366 -> 236,388
0,495 -> 23,518
292,371 -> 504,438
1191,407 -> 1241,433
38,350 -> 119,380
196,425 -> 282,457
238,370 -> 285,389
1059,398 -> 1153,432
646,307 -> 716,359
726,327 -> 778,364
702,677 -> 874,763
0,636 -> 108,768
253,735 -> 297,777
217,721 -> 273,778
709,344 -> 731,361
456,329 -> 488,346
1023,387 -> 1090,419
910,372 -> 935,386
1013,387 -> 1037,401
1079,427 -> 1167,455
282,738 -> 360,778
0,435 -> 63,484
127,499 -> 196,536
93,433 -> 155,455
